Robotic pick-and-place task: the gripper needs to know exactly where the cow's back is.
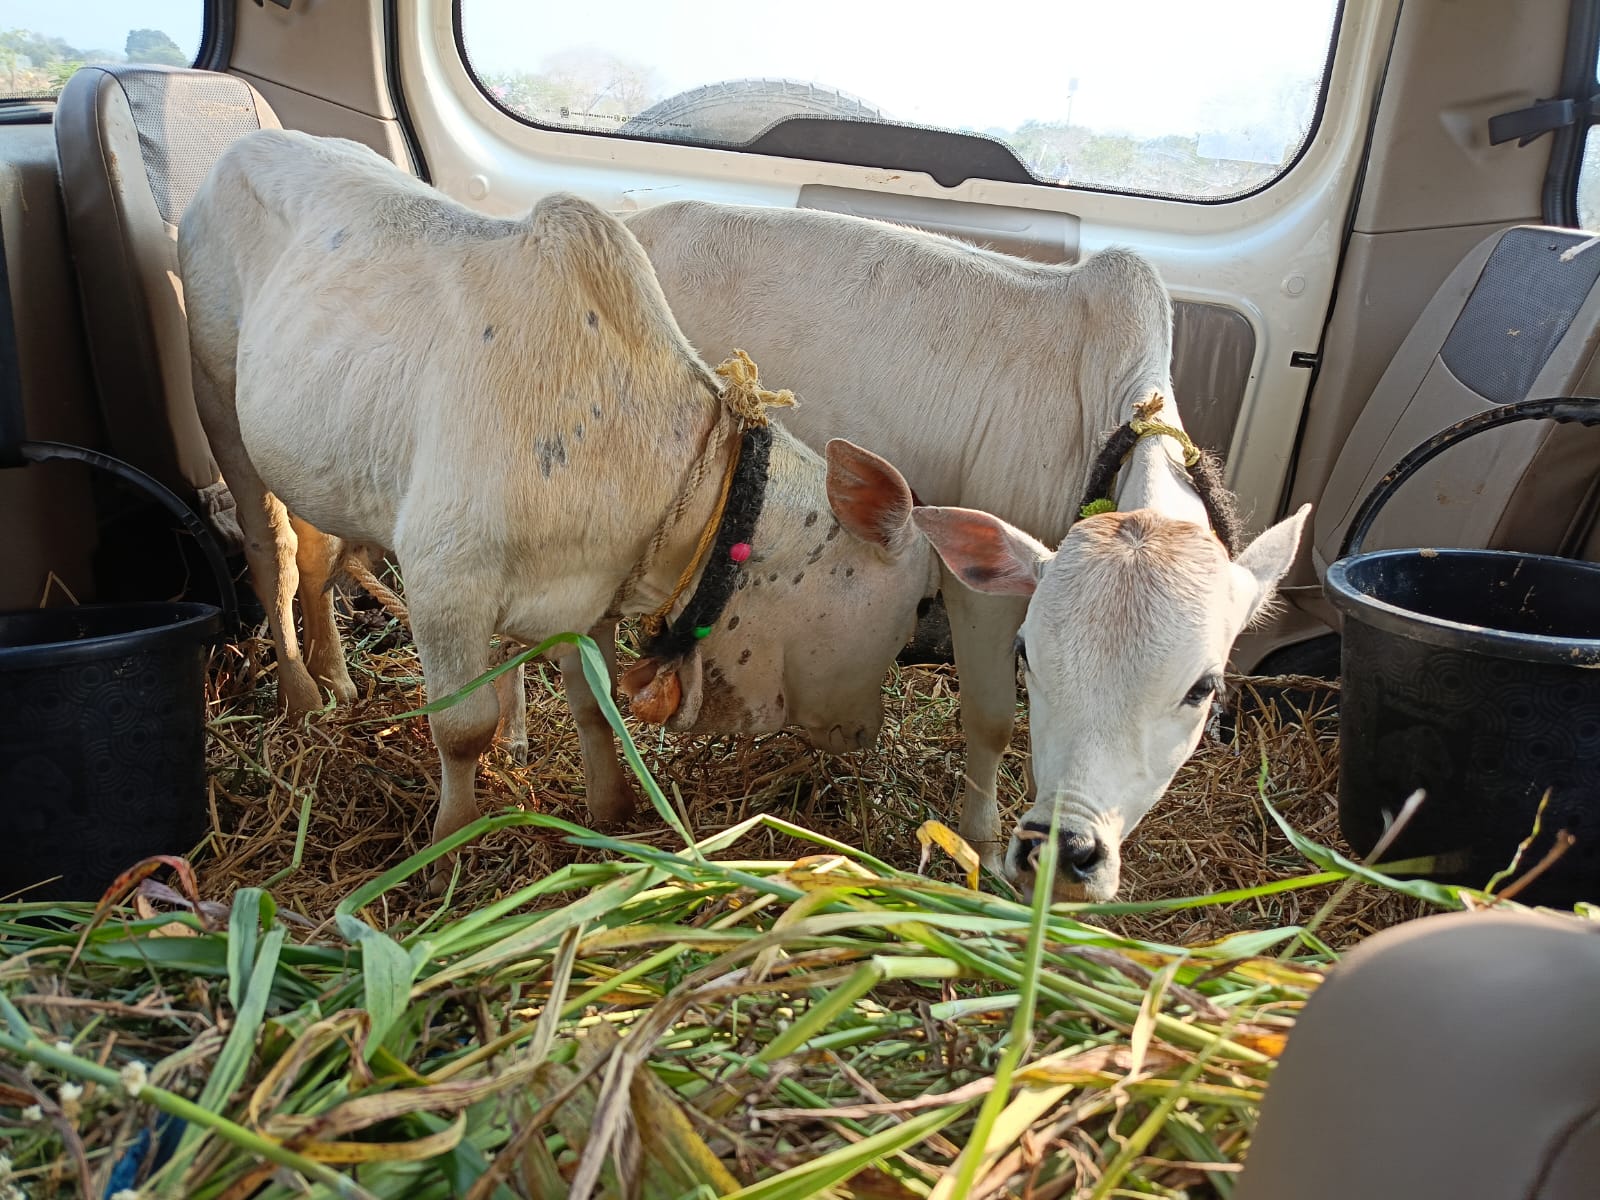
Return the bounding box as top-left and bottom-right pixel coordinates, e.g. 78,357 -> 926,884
182,130 -> 719,632
627,200 -> 1173,541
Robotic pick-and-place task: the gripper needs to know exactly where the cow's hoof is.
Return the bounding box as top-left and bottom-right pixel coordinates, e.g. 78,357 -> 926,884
279,674 -> 325,720
326,676 -> 358,706
427,862 -> 451,897
585,779 -> 640,827
506,736 -> 530,766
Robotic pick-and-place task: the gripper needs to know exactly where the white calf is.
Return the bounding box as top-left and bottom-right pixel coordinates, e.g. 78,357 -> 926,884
625,199 -> 1307,898
179,132 -> 935,875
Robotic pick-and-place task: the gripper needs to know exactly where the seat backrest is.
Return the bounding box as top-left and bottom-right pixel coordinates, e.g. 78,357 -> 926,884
1313,225 -> 1600,577
53,65 -> 282,543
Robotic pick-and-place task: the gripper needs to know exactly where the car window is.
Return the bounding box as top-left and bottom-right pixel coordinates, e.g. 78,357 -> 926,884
458,0 -> 1342,202
1,2 -> 205,103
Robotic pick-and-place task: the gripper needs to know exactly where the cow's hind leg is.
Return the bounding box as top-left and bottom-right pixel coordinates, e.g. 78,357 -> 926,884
407,582 -> 501,893
943,579 -> 1029,877
554,618 -> 639,825
291,515 -> 358,705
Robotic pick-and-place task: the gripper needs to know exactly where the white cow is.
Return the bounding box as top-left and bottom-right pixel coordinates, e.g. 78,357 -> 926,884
623,200 -> 1308,900
178,131 -> 937,879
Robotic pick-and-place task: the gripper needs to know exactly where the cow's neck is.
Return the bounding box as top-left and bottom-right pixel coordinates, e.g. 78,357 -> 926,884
624,405 -> 742,618
1114,426 -> 1210,532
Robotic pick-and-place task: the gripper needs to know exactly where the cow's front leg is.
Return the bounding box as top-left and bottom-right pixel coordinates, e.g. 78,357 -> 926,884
409,588 -> 501,894
943,579 -> 1029,879
554,618 -> 639,825
291,515 -> 358,706
492,644 -> 529,765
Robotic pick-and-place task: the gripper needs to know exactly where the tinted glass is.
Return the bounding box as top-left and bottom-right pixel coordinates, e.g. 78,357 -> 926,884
459,0 -> 1341,201
1,2 -> 203,102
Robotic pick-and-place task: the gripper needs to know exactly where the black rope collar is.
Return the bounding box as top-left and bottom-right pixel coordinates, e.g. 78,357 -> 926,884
642,423 -> 774,663
1074,419 -> 1243,557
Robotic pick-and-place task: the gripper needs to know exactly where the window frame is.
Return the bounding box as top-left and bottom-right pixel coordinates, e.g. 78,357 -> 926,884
450,0 -> 1347,208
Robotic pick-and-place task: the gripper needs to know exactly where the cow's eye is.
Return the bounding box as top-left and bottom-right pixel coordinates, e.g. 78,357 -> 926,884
1182,674 -> 1220,708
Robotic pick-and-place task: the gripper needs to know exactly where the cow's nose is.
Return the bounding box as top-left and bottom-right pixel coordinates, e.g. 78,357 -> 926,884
1017,821 -> 1106,881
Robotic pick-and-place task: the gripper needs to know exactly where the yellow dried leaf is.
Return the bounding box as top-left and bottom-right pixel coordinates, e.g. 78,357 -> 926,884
916,820 -> 981,890
1230,1030 -> 1290,1058
1018,1043 -> 1187,1086
295,1112 -> 465,1163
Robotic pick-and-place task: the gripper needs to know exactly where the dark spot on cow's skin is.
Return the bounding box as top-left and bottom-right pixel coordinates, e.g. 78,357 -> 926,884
586,310 -> 599,329
482,324 -> 494,342
738,649 -> 751,665
328,227 -> 349,250
845,567 -> 855,578
768,572 -> 778,582
804,511 -> 819,527
535,435 -> 568,478
694,664 -> 752,730
737,574 -> 750,590
826,521 -> 842,541
962,564 -> 999,585
574,421 -> 584,441
727,615 -> 740,630
592,404 -> 603,419
806,544 -> 825,564
792,573 -> 804,585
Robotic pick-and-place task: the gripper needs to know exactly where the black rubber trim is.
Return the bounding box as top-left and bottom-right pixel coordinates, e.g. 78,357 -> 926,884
196,0 -> 235,72
449,0 -> 1346,208
384,0 -> 430,182
1545,0 -> 1600,227
741,119 -> 1032,190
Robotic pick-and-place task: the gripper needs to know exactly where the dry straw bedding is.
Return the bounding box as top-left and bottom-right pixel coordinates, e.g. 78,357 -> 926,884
198,611 -> 1428,945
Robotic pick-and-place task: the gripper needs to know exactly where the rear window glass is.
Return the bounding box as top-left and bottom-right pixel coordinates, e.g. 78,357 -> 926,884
1,2 -> 204,103
458,0 -> 1342,202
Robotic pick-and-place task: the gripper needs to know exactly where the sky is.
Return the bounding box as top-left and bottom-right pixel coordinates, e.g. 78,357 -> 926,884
460,0 -> 1341,150
3,1 -> 205,59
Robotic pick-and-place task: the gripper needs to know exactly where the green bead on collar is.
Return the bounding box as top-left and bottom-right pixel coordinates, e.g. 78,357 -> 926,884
1079,497 -> 1117,519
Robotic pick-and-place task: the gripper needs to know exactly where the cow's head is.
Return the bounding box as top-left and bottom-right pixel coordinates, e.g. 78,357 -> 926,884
628,437 -> 937,753
913,503 -> 1309,901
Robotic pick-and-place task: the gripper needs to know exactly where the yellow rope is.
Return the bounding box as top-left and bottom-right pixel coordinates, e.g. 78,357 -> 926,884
1128,392 -> 1202,467
714,348 -> 794,428
642,429 -> 741,637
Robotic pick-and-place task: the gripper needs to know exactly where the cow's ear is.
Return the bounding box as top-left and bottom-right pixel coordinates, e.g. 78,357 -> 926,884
825,439 -> 916,554
913,506 -> 1050,597
1231,503 -> 1310,627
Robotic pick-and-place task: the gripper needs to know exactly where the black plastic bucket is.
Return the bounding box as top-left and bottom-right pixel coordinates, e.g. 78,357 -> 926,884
0,604 -> 221,900
1327,398 -> 1600,906
0,442 -> 237,902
